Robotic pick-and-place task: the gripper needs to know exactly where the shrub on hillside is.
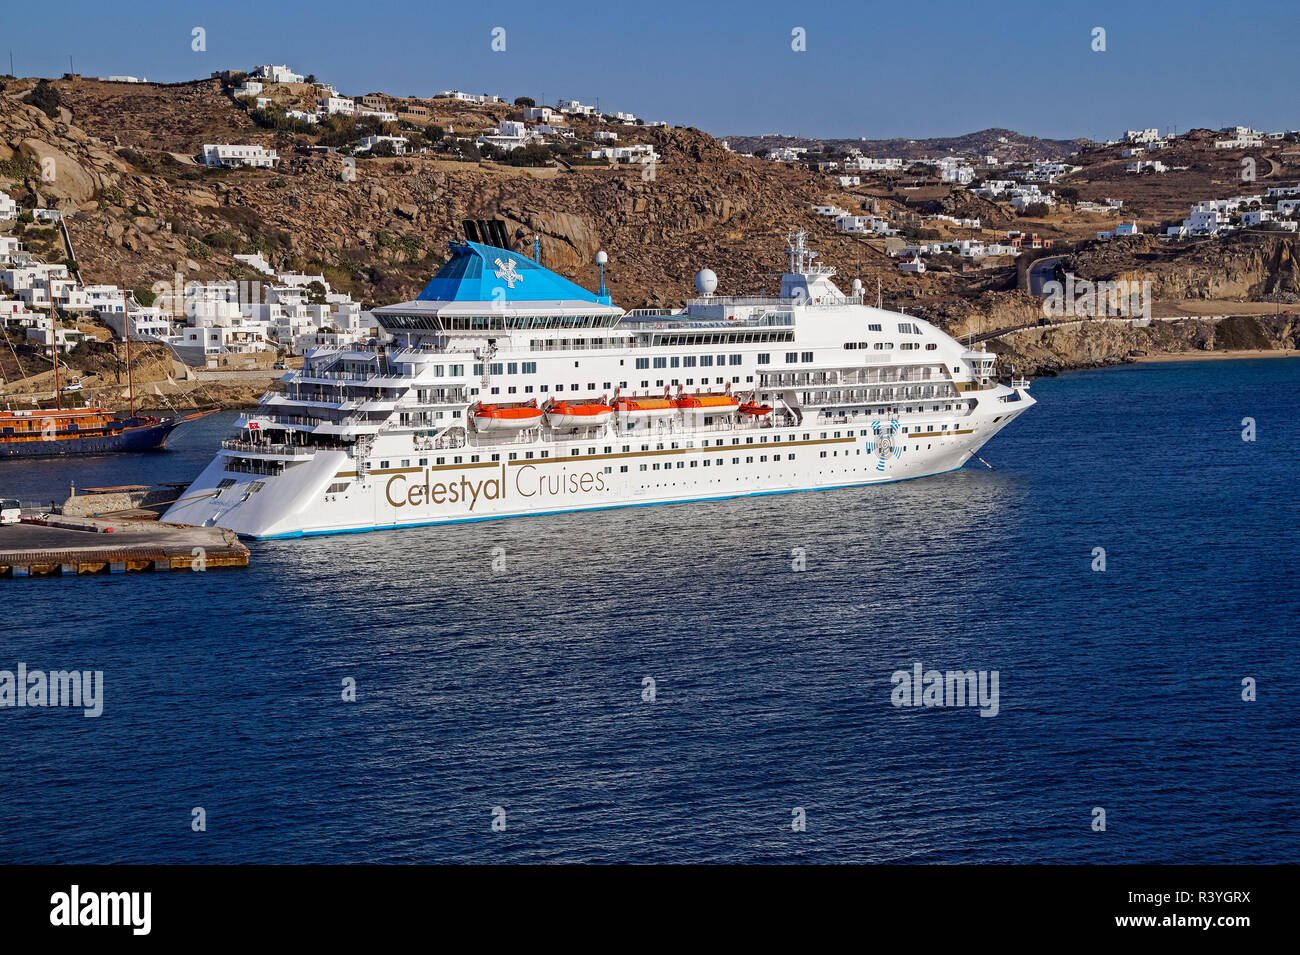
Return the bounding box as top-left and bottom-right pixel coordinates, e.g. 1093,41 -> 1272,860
29,79 -> 62,118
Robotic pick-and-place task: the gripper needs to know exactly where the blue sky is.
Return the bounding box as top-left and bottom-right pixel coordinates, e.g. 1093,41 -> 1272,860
16,0 -> 1297,141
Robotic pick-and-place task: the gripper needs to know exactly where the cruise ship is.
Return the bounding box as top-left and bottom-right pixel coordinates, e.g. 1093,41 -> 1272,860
164,233 -> 1034,539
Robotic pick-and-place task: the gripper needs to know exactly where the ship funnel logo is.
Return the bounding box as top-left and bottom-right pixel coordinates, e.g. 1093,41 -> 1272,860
867,418 -> 904,472
493,257 -> 523,289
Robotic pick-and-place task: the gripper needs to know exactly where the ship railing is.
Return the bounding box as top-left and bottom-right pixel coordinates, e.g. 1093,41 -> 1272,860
220,439 -> 317,457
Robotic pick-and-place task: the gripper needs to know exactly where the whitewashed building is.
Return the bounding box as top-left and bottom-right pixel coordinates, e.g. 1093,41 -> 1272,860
203,144 -> 278,168
251,64 -> 304,84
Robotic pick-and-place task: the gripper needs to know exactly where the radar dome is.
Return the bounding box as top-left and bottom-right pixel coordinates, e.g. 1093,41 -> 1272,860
595,250 -> 608,265
851,278 -> 864,293
695,268 -> 718,295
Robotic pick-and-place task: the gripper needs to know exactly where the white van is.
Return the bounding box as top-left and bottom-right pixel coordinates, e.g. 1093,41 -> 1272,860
0,499 -> 21,525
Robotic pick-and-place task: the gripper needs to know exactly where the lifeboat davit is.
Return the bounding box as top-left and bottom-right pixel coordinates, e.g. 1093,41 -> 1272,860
472,400 -> 543,432
738,401 -> 773,416
614,395 -> 676,421
546,398 -> 614,430
675,392 -> 740,420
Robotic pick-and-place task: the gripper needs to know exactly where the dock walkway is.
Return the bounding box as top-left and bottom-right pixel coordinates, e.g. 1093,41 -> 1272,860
0,516 -> 249,578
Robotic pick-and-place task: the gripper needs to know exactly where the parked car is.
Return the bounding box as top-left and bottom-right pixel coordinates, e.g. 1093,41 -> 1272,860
0,498 -> 21,525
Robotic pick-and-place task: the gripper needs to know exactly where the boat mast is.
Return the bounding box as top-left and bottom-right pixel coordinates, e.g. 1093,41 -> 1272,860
123,287 -> 135,417
49,294 -> 61,412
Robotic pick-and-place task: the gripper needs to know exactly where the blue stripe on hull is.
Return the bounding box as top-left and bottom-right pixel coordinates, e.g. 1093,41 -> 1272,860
249,464 -> 967,540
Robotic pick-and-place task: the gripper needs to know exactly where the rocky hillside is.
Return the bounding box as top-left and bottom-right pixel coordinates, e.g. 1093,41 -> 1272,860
1,76 -> 981,311
2,75 -> 1297,387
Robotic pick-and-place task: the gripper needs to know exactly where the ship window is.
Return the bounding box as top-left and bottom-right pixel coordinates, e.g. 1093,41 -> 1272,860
620,465 -> 628,472
541,452 -> 549,458
640,465 -> 647,471
745,456 -> 754,463
509,453 -> 518,460
540,385 -> 548,392
380,460 -> 389,468
653,358 -> 667,368
525,452 -> 534,459
491,454 -> 500,461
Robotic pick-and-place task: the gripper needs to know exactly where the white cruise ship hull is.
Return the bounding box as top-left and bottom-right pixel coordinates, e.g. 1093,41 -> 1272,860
164,390 -> 1032,539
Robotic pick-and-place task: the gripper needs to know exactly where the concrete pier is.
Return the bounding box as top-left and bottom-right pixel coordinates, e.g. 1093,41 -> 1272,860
0,516 -> 248,578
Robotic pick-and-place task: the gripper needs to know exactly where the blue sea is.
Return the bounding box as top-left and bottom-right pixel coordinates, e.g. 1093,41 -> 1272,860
1,358 -> 1296,864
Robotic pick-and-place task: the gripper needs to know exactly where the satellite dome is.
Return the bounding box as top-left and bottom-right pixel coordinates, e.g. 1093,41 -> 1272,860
595,250 -> 608,265
695,268 -> 718,295
851,278 -> 864,293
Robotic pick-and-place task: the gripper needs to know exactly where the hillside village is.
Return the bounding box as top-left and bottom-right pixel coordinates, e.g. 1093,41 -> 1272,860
2,62 -> 1299,407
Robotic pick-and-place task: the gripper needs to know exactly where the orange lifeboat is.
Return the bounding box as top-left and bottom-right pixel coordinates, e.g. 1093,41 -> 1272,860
738,401 -> 773,416
614,394 -> 676,421
546,397 -> 615,430
675,391 -> 740,421
472,400 -> 543,433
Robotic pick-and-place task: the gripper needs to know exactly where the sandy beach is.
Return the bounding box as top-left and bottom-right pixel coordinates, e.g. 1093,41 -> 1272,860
1132,349 -> 1299,363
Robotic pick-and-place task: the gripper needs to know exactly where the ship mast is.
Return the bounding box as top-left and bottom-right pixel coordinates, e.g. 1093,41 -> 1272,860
48,293 -> 61,412
123,286 -> 135,417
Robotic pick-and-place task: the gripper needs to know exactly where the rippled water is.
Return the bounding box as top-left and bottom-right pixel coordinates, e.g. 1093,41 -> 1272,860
2,359 -> 1297,863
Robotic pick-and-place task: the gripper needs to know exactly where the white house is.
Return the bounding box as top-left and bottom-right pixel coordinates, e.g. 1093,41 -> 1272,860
356,135 -> 409,155
1125,160 -> 1167,174
234,80 -> 264,98
251,64 -> 304,84
836,175 -> 861,187
203,144 -> 278,168
317,96 -> 355,115
1125,128 -> 1161,144
524,106 -> 556,123
0,235 -> 21,264
588,144 -> 659,164
557,99 -> 598,116
0,190 -> 18,221
593,130 -> 618,142
84,284 -> 126,316
357,108 -> 399,123
103,306 -> 174,342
